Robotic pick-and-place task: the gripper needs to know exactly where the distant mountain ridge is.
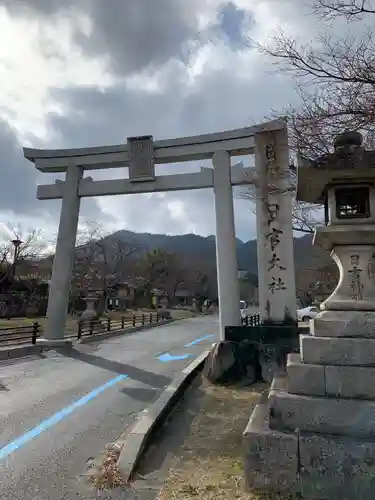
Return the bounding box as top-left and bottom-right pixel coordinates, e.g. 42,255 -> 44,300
110,230 -> 330,273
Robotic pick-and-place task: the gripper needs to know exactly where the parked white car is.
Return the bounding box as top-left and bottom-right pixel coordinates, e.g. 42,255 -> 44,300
240,301 -> 259,321
297,305 -> 319,322
240,301 -> 247,318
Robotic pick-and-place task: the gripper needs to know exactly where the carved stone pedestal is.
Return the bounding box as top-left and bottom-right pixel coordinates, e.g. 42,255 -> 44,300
81,295 -> 99,320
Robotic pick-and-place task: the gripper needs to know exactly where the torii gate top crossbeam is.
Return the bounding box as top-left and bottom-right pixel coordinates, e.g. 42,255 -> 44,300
23,119 -> 286,173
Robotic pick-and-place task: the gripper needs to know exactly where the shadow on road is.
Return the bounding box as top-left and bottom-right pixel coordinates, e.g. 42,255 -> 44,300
0,353 -> 46,368
120,386 -> 160,403
59,347 -> 172,389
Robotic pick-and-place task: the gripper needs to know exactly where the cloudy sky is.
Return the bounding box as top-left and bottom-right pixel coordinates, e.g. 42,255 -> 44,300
0,0 -> 318,246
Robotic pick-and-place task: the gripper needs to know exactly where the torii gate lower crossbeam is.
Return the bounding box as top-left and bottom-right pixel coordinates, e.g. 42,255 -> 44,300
23,119 -> 297,346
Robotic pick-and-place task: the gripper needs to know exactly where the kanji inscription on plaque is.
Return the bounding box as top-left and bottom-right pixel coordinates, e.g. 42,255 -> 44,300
127,135 -> 155,182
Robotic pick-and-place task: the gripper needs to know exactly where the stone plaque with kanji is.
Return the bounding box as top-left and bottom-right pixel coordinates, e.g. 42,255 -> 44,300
127,135 -> 155,182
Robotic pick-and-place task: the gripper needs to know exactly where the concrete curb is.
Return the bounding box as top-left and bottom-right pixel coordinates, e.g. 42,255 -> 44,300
117,349 -> 210,482
0,344 -> 45,361
77,319 -> 176,344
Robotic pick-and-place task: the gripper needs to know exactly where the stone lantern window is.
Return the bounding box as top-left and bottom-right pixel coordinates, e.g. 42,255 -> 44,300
335,186 -> 370,219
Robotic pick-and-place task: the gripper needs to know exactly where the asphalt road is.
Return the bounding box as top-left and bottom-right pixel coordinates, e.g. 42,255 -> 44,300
0,315 -> 219,500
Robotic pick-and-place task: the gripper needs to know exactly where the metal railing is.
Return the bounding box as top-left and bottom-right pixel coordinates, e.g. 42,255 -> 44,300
0,312 -> 165,347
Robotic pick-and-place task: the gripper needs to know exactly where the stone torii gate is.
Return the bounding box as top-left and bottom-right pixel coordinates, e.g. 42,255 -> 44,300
23,118 -> 296,346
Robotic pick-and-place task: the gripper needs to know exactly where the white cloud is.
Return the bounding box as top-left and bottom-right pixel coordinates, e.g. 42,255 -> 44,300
0,6 -> 113,139
0,0 -> 320,242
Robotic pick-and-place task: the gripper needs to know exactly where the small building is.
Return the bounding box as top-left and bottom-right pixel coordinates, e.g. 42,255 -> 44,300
174,289 -> 193,307
106,282 -> 135,311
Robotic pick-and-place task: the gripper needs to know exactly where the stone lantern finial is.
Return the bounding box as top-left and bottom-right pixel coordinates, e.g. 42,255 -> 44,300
333,130 -> 363,155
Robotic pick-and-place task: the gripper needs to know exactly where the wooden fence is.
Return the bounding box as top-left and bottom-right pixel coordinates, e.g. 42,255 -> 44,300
0,312 -> 165,347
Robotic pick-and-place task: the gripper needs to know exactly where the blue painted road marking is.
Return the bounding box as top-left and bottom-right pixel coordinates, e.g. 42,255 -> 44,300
158,352 -> 192,362
184,334 -> 215,347
0,330 -> 216,460
0,374 -> 127,461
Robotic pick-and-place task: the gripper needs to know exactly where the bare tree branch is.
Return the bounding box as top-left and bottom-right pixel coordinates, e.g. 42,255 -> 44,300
255,0 -> 375,170
313,0 -> 375,20
239,171 -> 323,234
72,220 -> 139,299
0,225 -> 49,286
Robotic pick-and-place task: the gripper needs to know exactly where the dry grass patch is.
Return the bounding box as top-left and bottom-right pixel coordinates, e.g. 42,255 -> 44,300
86,442 -> 129,491
0,317 -> 78,335
157,379 -> 297,500
0,317 -> 39,328
168,309 -> 197,320
0,307 -> 189,331
0,310 -> 143,332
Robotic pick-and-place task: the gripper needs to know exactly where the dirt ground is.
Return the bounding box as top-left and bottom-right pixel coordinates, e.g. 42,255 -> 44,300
155,378 -> 296,500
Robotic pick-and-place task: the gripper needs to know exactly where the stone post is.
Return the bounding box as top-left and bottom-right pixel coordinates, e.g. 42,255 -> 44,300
39,165 -> 83,346
212,150 -> 241,340
254,128 -> 296,323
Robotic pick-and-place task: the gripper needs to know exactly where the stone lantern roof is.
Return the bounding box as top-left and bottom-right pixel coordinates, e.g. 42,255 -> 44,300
296,131 -> 375,204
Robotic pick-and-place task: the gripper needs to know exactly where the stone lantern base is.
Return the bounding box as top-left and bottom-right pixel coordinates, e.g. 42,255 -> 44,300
36,338 -> 73,348
310,309 -> 375,338
243,309 -> 375,499
243,216 -> 375,498
81,294 -> 100,320
244,375 -> 375,499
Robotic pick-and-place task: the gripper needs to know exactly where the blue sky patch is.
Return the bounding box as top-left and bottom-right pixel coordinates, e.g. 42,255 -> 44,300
218,2 -> 253,49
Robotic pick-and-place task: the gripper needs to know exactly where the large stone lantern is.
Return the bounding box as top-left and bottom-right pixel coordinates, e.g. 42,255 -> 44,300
81,289 -> 102,320
299,131 -> 375,329
244,131 -> 375,500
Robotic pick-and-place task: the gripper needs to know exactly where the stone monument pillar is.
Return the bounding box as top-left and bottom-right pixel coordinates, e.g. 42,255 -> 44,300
255,127 -> 296,323
244,131 -> 375,499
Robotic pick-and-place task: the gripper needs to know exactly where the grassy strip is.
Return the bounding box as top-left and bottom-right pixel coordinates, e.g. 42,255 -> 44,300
157,379 -> 300,500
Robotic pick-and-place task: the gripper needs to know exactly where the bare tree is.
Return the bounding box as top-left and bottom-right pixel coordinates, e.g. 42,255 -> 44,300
186,259 -> 218,299
0,246 -> 11,284
72,221 -> 139,303
258,0 -> 375,157
162,253 -> 188,300
240,2 -> 375,233
0,225 -> 49,287
313,0 -> 375,21
134,248 -> 217,307
71,221 -> 103,293
0,225 -> 51,317
240,172 -> 323,234
139,248 -> 174,292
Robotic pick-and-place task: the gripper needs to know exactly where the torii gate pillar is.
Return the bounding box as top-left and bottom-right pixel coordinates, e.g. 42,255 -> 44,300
213,150 -> 241,337
39,165 -> 83,346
